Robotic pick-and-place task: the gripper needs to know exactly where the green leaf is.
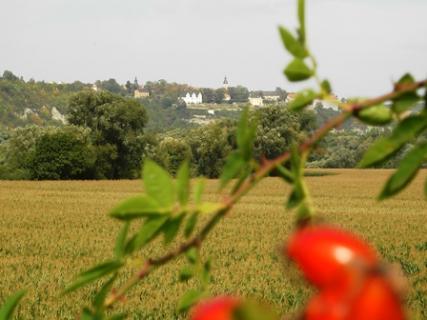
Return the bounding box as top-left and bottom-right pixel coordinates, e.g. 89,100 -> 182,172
392,93 -> 419,114
184,212 -> 198,238
110,196 -> 166,220
65,261 -> 123,293
80,308 -> 95,320
276,165 -> 294,184
278,26 -> 307,58
163,214 -> 184,245
176,160 -> 190,206
286,187 -> 303,209
193,179 -> 205,205
201,260 -> 212,285
186,248 -> 198,264
233,300 -> 279,320
114,222 -> 130,258
379,142 -> 427,200
179,266 -> 194,282
358,113 -> 427,168
397,73 -> 415,84
177,289 -> 204,313
357,104 -> 393,126
287,89 -> 317,111
0,290 -> 26,320
321,79 -> 332,95
296,200 -> 314,221
198,202 -> 224,214
392,73 -> 419,114
93,275 -> 117,310
297,0 -> 306,44
220,152 -> 244,189
284,58 -> 313,82
133,216 -> 169,250
143,159 -> 175,207
237,108 -> 256,160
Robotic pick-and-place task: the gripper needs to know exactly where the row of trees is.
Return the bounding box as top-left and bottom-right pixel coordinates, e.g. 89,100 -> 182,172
0,91 -> 147,179
2,89 -> 417,181
0,95 -> 317,180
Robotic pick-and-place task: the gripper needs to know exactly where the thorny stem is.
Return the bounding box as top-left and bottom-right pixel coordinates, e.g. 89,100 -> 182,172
104,78 -> 427,309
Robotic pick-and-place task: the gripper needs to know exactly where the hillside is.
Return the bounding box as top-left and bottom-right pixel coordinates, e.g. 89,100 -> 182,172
0,73 -> 91,128
0,70 -> 372,134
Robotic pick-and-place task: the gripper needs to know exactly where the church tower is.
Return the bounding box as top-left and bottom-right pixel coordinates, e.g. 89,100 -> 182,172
223,76 -> 231,102
223,76 -> 229,91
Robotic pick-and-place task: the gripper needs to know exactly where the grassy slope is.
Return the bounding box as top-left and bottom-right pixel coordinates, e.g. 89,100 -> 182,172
0,170 -> 426,319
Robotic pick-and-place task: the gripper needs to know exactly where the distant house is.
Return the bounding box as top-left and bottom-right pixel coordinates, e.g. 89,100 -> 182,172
181,92 -> 203,105
263,91 -> 281,102
248,96 -> 264,107
134,88 -> 150,98
248,90 -> 283,107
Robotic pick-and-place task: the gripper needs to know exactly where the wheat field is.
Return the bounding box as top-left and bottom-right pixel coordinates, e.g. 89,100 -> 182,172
0,169 -> 426,319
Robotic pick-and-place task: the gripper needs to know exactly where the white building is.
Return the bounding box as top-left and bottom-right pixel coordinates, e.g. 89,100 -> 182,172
181,92 -> 203,105
248,97 -> 264,107
134,89 -> 150,98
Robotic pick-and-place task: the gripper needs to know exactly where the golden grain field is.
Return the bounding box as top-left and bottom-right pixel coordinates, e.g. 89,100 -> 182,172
1,169 -> 426,319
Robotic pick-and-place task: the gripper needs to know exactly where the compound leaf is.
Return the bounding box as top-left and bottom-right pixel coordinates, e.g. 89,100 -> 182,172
380,142 -> 427,199
358,113 -> 427,168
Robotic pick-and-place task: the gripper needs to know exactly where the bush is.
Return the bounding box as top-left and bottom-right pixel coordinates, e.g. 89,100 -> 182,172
29,128 -> 95,180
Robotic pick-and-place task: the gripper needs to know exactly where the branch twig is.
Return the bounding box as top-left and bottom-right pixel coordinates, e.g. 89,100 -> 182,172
104,78 -> 427,308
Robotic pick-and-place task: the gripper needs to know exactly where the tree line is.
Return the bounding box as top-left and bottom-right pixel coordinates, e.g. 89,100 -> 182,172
0,90 -> 318,180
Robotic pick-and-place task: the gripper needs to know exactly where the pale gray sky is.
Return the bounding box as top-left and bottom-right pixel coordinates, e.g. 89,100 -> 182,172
1,0 -> 426,97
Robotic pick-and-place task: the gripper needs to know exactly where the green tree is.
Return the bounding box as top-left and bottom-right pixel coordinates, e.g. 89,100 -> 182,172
228,86 -> 249,103
214,88 -> 226,104
67,91 -> 148,179
1,70 -> 20,81
29,128 -> 95,180
253,105 -> 316,160
154,137 -> 192,175
95,79 -> 126,95
186,120 -> 236,178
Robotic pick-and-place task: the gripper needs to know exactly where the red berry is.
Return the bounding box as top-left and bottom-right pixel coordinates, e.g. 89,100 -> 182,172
286,226 -> 378,289
350,276 -> 405,320
304,290 -> 348,320
304,277 -> 405,320
191,296 -> 240,320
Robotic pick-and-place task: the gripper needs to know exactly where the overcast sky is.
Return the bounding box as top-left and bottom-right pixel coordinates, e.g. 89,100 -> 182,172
1,0 -> 426,97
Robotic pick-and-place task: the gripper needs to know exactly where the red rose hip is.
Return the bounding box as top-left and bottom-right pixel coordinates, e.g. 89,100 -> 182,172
191,296 -> 240,320
286,225 -> 378,289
